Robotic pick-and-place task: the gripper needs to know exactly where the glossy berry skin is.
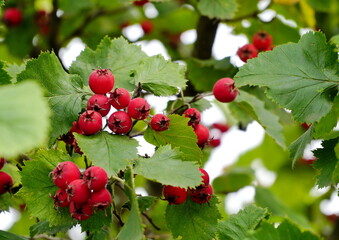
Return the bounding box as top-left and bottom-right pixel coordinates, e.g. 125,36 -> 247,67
88,68 -> 114,94
0,172 -> 13,194
66,179 -> 91,204
108,111 -> 133,134
127,98 -> 151,120
194,124 -> 210,147
3,8 -> 22,27
212,78 -> 238,103
83,166 -> 108,192
237,43 -> 258,62
78,110 -> 102,135
69,201 -> 93,221
163,185 -> 187,205
52,189 -> 70,208
51,161 -> 81,189
87,94 -> 111,117
190,184 -> 213,204
199,168 -> 210,187
150,114 -> 170,131
133,0 -> 149,6
0,158 -> 5,170
89,188 -> 112,210
252,31 -> 272,51
140,20 -> 153,34
212,123 -> 229,133
109,88 -> 131,109
183,108 -> 201,127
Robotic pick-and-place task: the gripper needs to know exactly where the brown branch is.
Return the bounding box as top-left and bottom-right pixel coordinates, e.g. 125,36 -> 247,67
142,212 -> 161,231
169,92 -> 213,114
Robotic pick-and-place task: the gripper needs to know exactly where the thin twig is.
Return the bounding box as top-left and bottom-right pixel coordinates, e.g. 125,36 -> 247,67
169,92 -> 213,114
142,212 -> 161,231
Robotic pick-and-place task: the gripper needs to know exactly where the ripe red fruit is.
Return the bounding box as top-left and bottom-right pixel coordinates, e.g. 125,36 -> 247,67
252,31 -> 273,51
199,168 -> 210,187
83,166 -> 108,192
88,68 -> 114,94
301,122 -> 311,130
127,98 -> 151,120
0,158 -> 5,170
237,43 -> 258,62
194,124 -> 210,147
190,184 -> 213,204
89,188 -> 112,210
109,88 -> 131,109
0,172 -> 13,194
78,110 -> 102,135
209,138 -> 221,148
140,20 -> 153,34
3,8 -> 22,27
35,10 -> 50,35
183,108 -> 201,127
133,0 -> 149,6
212,123 -> 229,133
108,111 -> 133,134
69,201 -> 93,221
51,161 -> 81,189
52,189 -> 70,208
212,78 -> 238,103
87,94 -> 111,117
66,179 -> 91,204
163,185 -> 187,205
150,114 -> 170,131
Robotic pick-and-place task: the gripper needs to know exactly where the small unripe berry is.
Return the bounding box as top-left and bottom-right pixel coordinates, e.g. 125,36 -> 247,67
237,43 -> 258,62
140,20 -> 153,34
212,78 -> 238,103
252,31 -> 272,51
199,168 -> 209,187
0,172 -> 13,194
108,111 -> 133,134
3,8 -> 23,27
78,110 -> 102,135
87,94 -> 111,117
66,179 -> 91,204
89,68 -> 114,94
89,188 -> 112,210
69,201 -> 93,221
83,166 -> 108,192
150,114 -> 170,131
190,184 -> 213,204
51,161 -> 81,189
109,88 -> 131,109
183,108 -> 201,127
127,98 -> 151,120
52,189 -> 70,208
194,124 -> 209,147
0,158 -> 5,170
163,185 -> 187,205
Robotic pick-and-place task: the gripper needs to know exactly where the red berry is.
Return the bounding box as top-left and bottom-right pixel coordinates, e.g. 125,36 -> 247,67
301,122 -> 311,130
194,124 -> 209,147
3,8 -> 22,27
51,161 -> 81,189
237,43 -> 258,62
109,88 -> 131,110
190,184 -> 213,204
183,108 -> 201,127
252,31 -> 273,51
0,172 -> 13,194
87,94 -> 111,117
299,157 -> 317,165
52,189 -> 70,208
108,111 -> 133,134
127,98 -> 151,120
212,123 -> 229,133
209,138 -> 221,148
78,110 -> 102,135
83,166 -> 108,192
140,20 -> 153,34
212,78 -> 238,103
89,188 -> 112,210
66,179 -> 91,204
133,0 -> 149,6
0,158 -> 5,170
88,68 -> 114,94
35,10 -> 50,35
150,114 -> 170,131
199,168 -> 209,187
163,185 -> 187,205
69,201 -> 93,221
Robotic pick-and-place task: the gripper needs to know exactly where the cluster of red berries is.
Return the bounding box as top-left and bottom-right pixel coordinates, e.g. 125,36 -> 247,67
51,161 -> 111,221
237,31 -> 273,63
0,158 -> 13,195
183,108 -> 209,147
208,122 -> 230,148
163,168 -> 213,205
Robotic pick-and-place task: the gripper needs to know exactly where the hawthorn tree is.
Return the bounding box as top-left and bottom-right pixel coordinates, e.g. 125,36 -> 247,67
0,0 -> 338,240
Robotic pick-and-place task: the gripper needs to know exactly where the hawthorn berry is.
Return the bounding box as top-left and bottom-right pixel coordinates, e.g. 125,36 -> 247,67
212,123 -> 229,133
209,138 -> 221,148
212,78 -> 238,103
183,108 -> 201,127
78,110 -> 102,135
140,20 -> 154,34
109,88 -> 131,109
89,188 -> 112,210
51,161 -> 81,189
150,114 -> 170,131
199,168 -> 210,187
133,0 -> 149,6
190,184 -> 213,204
237,43 -> 258,62
83,166 -> 108,192
35,10 -> 50,35
0,172 -> 13,194
252,31 -> 272,51
3,8 -> 22,27
108,111 -> 133,134
127,98 -> 151,120
88,68 -> 115,94
0,158 -> 5,170
52,189 -> 70,208
163,185 -> 187,205
66,179 -> 91,204
69,201 -> 93,221
87,94 -> 111,117
194,124 -> 210,147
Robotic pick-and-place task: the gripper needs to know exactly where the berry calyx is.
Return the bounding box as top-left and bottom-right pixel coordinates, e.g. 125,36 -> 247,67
199,168 -> 209,187
183,108 -> 201,127
69,201 -> 93,221
0,172 -> 13,194
66,179 -> 91,204
87,94 -> 111,117
3,8 -> 23,27
193,124 -> 210,147
212,78 -> 238,103
108,111 -> 133,134
237,43 -> 258,62
127,98 -> 151,120
88,68 -> 115,94
150,114 -> 170,131
0,158 -> 5,170
78,110 -> 102,135
212,123 -> 229,133
140,20 -> 154,34
89,188 -> 112,210
190,184 -> 213,204
83,166 -> 108,192
252,31 -> 273,51
52,189 -> 70,208
163,185 -> 187,205
51,161 -> 81,189
109,88 -> 131,109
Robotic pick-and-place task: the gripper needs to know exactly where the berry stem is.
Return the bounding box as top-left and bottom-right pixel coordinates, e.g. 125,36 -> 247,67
142,212 -> 161,230
170,92 -> 213,114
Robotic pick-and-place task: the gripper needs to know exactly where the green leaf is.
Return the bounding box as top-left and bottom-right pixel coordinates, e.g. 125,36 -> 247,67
137,196 -> 157,212
166,196 -> 221,240
144,114 -> 203,163
6,63 -> 25,84
166,97 -> 212,114
17,52 -> 86,141
235,31 -> 339,123
0,193 -> 12,212
289,125 -> 314,166
0,81 -> 50,158
0,61 -> 11,85
198,0 -> 238,19
30,221 -> 73,237
218,204 -> 269,240
306,0 -> 337,12
134,145 -> 202,188
75,132 -> 139,176
80,208 -> 112,232
313,138 -> 339,188
0,231 -> 28,240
